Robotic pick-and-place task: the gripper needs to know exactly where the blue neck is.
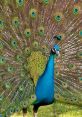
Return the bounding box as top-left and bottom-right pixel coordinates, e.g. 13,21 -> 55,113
43,54 -> 55,79
35,53 -> 55,103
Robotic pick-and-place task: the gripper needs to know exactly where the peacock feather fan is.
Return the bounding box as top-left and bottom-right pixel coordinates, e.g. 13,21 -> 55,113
0,0 -> 82,117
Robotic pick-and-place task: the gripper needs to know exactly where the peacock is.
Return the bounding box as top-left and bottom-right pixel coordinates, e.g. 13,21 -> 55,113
32,44 -> 60,117
0,0 -> 82,117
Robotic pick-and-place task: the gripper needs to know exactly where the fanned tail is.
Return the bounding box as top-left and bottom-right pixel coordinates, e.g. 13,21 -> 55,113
0,0 -> 82,116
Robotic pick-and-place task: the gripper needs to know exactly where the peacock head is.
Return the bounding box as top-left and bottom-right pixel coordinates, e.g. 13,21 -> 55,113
51,44 -> 60,56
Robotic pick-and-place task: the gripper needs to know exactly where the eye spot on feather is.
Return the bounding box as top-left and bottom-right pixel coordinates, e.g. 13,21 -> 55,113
19,85 -> 24,92
55,94 -> 62,100
79,30 -> 82,37
73,5 -> 80,15
38,26 -> 45,37
16,0 -> 24,6
12,17 -> 20,28
24,29 -> 31,38
67,64 -> 76,70
29,9 -> 37,19
25,47 -> 31,56
20,101 -> 28,109
7,66 -> 15,73
16,54 -> 22,62
62,83 -> 68,88
0,56 -> 6,65
0,19 -> 4,30
9,108 -> 15,114
55,70 -> 60,77
11,39 -> 18,49
23,103 -> 27,108
79,77 -> 82,83
73,8 -> 78,14
54,15 -> 62,22
29,94 -> 37,104
71,98 -> 78,103
32,41 -> 39,50
42,0 -> 49,5
76,51 -> 82,59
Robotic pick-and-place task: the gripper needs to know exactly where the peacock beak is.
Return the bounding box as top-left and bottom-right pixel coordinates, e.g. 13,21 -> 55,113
51,48 -> 60,56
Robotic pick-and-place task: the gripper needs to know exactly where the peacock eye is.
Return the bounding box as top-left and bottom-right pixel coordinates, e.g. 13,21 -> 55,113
38,26 -> 45,36
32,12 -> 35,16
33,41 -> 39,49
55,94 -> 60,99
72,97 -> 78,103
9,108 -> 14,114
7,66 -> 15,73
11,39 -> 18,48
16,54 -> 22,62
24,29 -> 31,38
0,56 -> 6,65
31,94 -> 36,100
79,30 -> 82,37
16,0 -> 24,6
67,64 -> 75,70
25,47 -> 31,56
42,0 -> 49,5
77,51 -> 82,59
79,77 -> 82,83
12,17 -> 20,28
19,85 -> 24,91
54,15 -> 62,22
0,19 -> 4,30
29,9 -> 37,19
55,70 -> 60,76
62,83 -> 68,88
23,103 -> 26,107
73,7 -> 79,15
